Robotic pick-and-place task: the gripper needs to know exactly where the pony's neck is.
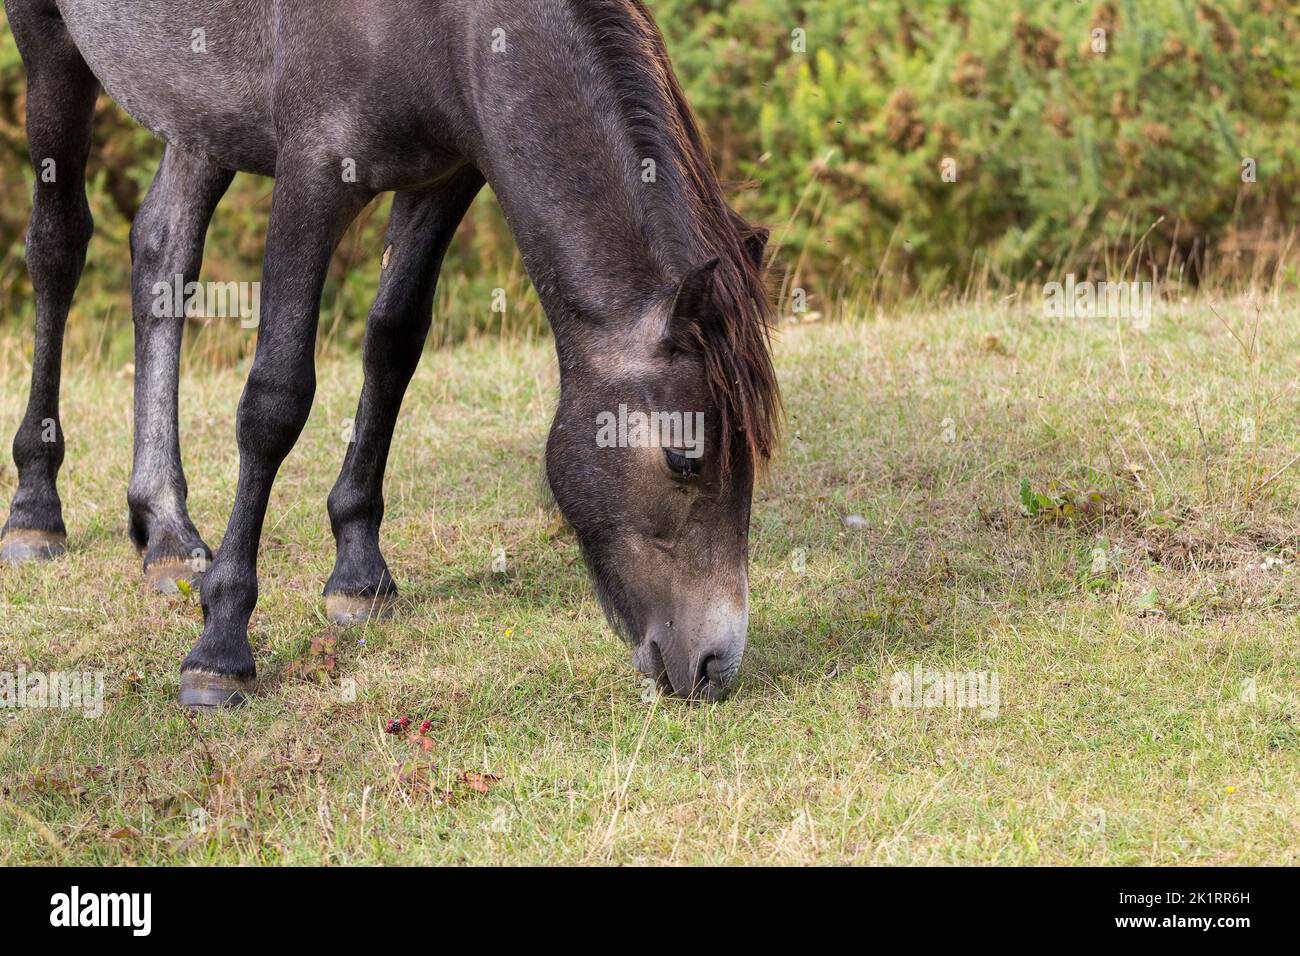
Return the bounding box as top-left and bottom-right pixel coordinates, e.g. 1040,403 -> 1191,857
461,0 -> 720,331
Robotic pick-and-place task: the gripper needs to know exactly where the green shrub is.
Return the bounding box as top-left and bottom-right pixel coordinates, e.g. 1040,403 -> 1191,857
659,0 -> 1300,303
2,1 -> 1298,352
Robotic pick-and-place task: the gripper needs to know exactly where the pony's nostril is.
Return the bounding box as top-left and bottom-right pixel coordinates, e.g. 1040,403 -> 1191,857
695,654 -> 731,701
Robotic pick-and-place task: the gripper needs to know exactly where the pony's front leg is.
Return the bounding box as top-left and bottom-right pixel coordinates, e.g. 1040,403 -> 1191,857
127,146 -> 234,593
180,161 -> 370,709
324,172 -> 483,623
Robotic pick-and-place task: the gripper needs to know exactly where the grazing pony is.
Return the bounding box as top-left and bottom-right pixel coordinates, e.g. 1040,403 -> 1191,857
1,0 -> 780,706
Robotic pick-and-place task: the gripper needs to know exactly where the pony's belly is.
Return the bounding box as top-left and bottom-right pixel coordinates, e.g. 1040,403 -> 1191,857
101,87 -> 279,178
55,0 -> 279,175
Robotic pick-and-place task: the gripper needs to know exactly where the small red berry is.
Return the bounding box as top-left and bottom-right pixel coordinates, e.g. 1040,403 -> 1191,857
418,720 -> 432,735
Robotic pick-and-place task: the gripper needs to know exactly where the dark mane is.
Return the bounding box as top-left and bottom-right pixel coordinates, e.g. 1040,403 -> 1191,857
571,0 -> 783,482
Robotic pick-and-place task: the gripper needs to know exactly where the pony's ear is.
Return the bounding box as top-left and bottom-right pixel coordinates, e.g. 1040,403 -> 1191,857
742,228 -> 770,271
665,258 -> 719,350
673,258 -> 720,319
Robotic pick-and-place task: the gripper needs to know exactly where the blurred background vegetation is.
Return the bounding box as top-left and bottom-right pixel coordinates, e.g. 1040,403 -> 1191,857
1,0 -> 1298,363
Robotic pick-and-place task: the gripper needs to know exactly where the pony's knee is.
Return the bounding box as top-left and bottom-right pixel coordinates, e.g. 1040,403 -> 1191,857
11,411 -> 63,473
327,476 -> 382,533
237,373 -> 316,464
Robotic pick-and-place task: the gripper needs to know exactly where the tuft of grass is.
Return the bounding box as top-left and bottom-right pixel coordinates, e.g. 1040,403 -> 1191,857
1,295 -> 1298,865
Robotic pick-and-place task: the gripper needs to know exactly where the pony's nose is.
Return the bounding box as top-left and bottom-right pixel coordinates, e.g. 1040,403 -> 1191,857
694,651 -> 739,702
686,613 -> 745,702
686,606 -> 748,702
636,600 -> 747,701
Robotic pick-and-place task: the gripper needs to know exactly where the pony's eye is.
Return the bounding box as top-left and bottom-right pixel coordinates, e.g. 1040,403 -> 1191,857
664,448 -> 698,479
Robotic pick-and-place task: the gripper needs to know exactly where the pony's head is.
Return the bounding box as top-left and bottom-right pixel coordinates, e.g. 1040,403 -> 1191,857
546,227 -> 779,701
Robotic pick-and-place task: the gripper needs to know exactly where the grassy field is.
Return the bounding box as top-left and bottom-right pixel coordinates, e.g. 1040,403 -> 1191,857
1,296 -> 1298,865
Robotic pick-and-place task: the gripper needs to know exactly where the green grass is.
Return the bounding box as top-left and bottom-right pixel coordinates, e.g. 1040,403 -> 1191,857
1,295 -> 1298,865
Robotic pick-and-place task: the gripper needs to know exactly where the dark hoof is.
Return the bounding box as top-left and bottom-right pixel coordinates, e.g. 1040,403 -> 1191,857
0,529 -> 67,565
325,592 -> 396,626
179,670 -> 254,710
145,557 -> 204,595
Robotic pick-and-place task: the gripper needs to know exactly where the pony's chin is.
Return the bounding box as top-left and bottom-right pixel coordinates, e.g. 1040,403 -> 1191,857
632,638 -> 673,694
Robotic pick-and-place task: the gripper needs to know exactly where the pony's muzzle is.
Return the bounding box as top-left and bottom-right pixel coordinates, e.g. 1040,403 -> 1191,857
635,600 -> 747,703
